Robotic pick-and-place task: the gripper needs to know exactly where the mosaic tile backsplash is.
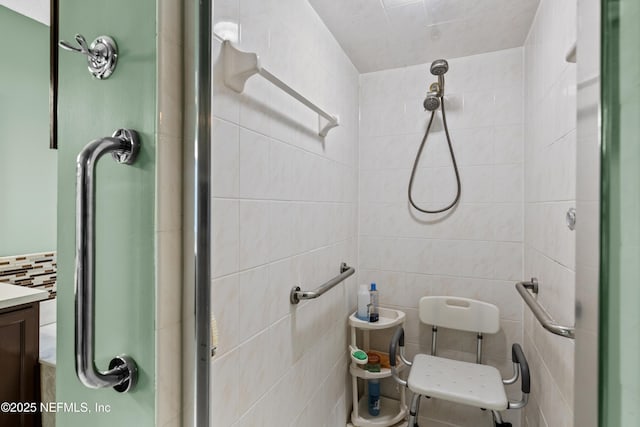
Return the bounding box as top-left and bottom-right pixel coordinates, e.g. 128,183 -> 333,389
0,252 -> 57,298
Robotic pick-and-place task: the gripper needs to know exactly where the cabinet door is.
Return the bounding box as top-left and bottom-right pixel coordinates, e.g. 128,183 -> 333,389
0,303 -> 39,427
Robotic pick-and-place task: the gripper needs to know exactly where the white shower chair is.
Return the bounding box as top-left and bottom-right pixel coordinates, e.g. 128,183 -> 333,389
388,296 -> 530,427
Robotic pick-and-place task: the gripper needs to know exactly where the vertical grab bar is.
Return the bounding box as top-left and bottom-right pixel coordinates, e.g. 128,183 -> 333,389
75,128 -> 140,393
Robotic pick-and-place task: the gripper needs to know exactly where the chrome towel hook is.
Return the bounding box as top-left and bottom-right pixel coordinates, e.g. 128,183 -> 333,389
59,34 -> 118,79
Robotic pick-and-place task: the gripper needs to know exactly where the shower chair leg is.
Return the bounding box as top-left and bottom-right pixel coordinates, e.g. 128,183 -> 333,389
492,410 -> 512,427
408,393 -> 421,427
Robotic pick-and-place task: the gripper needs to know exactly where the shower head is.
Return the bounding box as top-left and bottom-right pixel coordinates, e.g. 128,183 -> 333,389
423,93 -> 440,111
428,59 -> 449,97
430,59 -> 449,76
423,82 -> 441,111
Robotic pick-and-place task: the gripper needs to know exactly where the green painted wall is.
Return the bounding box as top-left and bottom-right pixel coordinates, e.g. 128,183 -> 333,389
55,0 -> 157,425
0,7 -> 57,257
600,0 -> 640,425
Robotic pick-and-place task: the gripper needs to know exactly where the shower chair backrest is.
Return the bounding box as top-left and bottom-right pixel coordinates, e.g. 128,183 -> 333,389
419,296 -> 500,334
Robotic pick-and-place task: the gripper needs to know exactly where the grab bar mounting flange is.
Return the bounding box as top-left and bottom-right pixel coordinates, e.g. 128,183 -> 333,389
522,277 -> 538,294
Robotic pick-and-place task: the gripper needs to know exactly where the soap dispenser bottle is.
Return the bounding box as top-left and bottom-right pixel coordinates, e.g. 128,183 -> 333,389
369,283 -> 379,322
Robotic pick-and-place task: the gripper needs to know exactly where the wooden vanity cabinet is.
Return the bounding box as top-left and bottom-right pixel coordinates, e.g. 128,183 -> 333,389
0,302 -> 40,427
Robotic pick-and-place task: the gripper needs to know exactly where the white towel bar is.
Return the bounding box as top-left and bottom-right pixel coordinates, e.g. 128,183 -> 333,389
223,40 -> 340,137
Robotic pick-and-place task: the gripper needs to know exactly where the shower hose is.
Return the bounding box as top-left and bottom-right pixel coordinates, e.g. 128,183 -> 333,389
407,98 -> 461,213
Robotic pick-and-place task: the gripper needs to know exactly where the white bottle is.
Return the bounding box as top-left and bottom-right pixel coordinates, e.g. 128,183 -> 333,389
357,285 -> 370,320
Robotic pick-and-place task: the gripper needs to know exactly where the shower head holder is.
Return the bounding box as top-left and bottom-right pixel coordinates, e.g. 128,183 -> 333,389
429,82 -> 441,96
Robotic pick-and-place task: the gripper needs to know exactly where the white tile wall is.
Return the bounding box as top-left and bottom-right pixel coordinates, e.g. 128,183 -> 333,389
358,48 -> 524,427
210,0 -> 359,425
523,0 -> 577,426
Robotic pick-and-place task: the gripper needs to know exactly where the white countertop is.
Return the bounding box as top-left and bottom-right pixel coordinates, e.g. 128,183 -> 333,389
0,282 -> 49,310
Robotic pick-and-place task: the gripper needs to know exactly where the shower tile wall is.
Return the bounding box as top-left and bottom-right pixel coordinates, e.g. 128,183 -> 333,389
210,0 -> 359,425
358,48 -> 524,427
522,0 -> 577,426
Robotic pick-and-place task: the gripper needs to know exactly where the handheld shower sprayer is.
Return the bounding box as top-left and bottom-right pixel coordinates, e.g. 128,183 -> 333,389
430,58 -> 449,94
410,58 -> 461,214
422,59 -> 449,111
430,59 -> 449,75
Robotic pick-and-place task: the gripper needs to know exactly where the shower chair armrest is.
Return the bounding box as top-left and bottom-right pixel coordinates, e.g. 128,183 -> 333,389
389,326 -> 409,387
506,343 -> 530,409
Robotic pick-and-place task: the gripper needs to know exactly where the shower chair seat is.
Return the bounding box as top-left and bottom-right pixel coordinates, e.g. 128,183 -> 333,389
389,296 -> 530,427
407,354 -> 508,410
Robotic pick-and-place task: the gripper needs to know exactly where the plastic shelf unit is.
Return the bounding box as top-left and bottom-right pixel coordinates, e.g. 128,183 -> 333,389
347,308 -> 408,427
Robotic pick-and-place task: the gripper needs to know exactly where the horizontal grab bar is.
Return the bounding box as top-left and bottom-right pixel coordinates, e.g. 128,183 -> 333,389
290,262 -> 355,304
515,278 -> 575,339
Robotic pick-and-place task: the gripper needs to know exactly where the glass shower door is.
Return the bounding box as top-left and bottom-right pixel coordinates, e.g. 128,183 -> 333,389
599,0 -> 640,425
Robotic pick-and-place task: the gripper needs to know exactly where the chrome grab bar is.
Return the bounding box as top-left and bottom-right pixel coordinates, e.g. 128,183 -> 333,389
75,128 -> 140,393
290,262 -> 355,304
515,278 -> 575,339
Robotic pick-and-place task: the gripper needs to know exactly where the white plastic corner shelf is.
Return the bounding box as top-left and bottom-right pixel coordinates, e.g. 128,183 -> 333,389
222,40 -> 340,137
347,307 -> 408,427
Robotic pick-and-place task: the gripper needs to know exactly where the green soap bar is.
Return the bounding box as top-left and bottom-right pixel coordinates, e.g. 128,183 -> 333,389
352,350 -> 367,360
365,363 -> 381,373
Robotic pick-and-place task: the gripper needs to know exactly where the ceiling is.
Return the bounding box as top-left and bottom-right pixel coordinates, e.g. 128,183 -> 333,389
0,0 -> 49,25
309,0 -> 540,73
